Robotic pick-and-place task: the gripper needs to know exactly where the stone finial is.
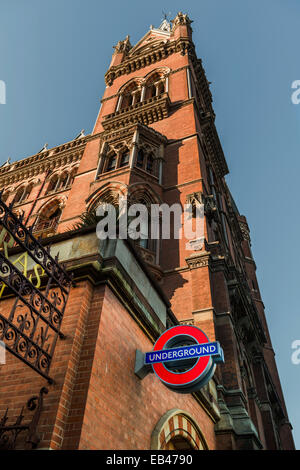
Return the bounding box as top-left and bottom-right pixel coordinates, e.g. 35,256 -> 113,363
74,129 -> 85,140
171,11 -> 193,29
113,35 -> 132,54
1,157 -> 11,168
38,143 -> 48,154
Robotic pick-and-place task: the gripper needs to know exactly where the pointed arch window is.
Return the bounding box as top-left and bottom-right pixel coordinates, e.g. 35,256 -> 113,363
46,175 -> 59,194
145,73 -> 166,100
135,149 -> 157,177
12,184 -> 33,205
119,82 -> 141,111
13,187 -> 25,204
59,172 -> 69,189
97,148 -> 131,177
33,201 -> 62,234
129,192 -> 159,260
46,169 -> 77,194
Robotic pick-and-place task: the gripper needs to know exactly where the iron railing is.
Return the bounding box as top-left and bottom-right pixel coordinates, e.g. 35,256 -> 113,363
0,194 -> 73,382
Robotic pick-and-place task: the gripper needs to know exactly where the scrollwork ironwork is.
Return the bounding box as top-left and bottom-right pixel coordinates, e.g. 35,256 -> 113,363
0,194 -> 73,382
0,387 -> 48,450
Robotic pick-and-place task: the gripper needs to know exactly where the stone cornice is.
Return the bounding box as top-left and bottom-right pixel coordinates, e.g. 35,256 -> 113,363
104,37 -> 192,86
104,36 -> 213,113
186,252 -> 210,269
0,137 -> 89,187
201,120 -> 229,178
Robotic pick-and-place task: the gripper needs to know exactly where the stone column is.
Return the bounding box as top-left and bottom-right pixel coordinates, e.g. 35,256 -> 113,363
129,130 -> 139,168
140,86 -> 146,102
116,95 -> 123,112
186,67 -> 192,99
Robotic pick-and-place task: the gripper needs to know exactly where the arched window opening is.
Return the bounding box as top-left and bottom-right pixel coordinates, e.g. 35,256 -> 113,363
145,72 -> 166,100
129,193 -> 158,257
122,93 -> 133,109
34,202 -> 62,234
13,187 -> 25,205
59,173 -> 69,190
165,436 -> 194,450
119,82 -> 140,111
12,184 -> 33,205
23,184 -> 33,201
68,168 -> 78,187
151,410 -> 209,450
135,208 -> 151,251
47,175 -> 59,194
47,169 -> 76,193
135,150 -> 157,176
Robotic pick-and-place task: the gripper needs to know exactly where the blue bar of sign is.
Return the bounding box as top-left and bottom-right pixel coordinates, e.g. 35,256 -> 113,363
145,341 -> 222,365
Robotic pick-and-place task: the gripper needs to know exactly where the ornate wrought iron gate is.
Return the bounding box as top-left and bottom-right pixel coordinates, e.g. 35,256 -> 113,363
0,194 -> 73,383
0,387 -> 48,450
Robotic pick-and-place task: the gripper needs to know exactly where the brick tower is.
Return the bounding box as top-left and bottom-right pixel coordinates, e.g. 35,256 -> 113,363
0,13 -> 294,450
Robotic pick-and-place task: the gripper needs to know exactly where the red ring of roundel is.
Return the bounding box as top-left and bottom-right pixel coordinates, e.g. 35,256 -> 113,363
152,325 -> 211,387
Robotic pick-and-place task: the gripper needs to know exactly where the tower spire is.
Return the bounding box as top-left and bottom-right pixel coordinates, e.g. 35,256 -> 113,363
157,12 -> 171,32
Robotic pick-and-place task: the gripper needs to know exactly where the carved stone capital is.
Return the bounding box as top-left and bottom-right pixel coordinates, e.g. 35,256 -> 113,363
186,191 -> 218,221
186,252 -> 210,269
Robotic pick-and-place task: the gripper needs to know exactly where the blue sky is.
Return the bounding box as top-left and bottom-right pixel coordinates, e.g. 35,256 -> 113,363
1,0 -> 300,448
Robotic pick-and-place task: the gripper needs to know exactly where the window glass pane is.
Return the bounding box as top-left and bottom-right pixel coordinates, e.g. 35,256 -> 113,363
136,150 -> 144,168
147,155 -> 154,173
106,155 -> 117,172
120,151 -> 130,167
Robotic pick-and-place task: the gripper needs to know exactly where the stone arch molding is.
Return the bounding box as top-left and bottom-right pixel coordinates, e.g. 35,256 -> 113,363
117,66 -> 171,95
35,195 -> 67,217
151,409 -> 209,450
86,181 -> 128,212
128,182 -> 162,206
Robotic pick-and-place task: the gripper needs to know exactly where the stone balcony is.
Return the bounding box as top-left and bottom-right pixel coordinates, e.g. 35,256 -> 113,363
102,92 -> 170,131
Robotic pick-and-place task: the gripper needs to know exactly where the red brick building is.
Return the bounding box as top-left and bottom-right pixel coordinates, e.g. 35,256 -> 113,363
0,13 -> 294,450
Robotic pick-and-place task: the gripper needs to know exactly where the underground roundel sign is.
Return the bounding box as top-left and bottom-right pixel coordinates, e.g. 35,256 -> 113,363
142,325 -> 224,393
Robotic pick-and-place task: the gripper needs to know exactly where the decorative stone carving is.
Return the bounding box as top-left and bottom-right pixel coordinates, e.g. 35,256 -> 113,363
113,35 -> 132,54
186,191 -> 204,207
186,191 -> 218,221
171,12 -> 193,29
179,318 -> 194,326
239,221 -> 251,242
0,137 -> 86,187
186,253 -> 210,269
